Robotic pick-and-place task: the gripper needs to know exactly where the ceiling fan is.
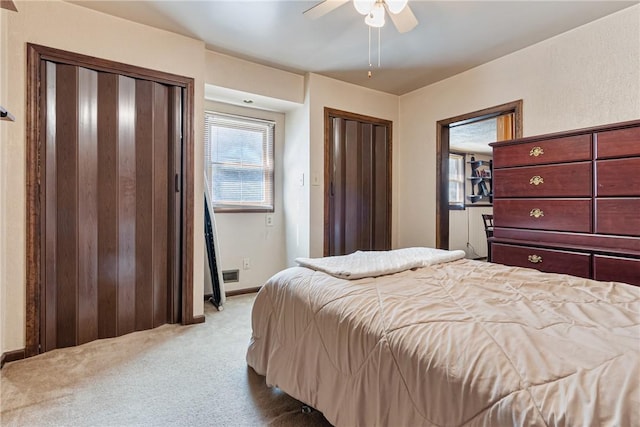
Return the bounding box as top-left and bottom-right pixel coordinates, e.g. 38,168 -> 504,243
304,0 -> 418,34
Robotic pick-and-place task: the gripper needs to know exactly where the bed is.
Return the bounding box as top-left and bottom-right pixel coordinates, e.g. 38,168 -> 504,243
246,248 -> 640,426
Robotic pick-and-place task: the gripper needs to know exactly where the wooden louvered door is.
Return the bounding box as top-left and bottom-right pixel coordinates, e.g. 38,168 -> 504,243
40,61 -> 181,351
324,108 -> 392,256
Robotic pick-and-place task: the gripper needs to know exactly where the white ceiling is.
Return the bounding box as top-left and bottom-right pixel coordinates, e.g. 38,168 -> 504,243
450,117 -> 497,155
70,0 -> 637,95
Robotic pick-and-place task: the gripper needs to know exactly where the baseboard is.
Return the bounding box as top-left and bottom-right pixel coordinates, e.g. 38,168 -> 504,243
191,314 -> 206,324
204,287 -> 261,301
226,286 -> 261,297
1,348 -> 26,369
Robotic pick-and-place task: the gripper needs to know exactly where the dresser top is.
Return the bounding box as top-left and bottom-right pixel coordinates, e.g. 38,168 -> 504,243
489,119 -> 640,147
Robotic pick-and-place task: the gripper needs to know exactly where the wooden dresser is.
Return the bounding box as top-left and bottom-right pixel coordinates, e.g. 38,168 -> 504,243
489,120 -> 640,286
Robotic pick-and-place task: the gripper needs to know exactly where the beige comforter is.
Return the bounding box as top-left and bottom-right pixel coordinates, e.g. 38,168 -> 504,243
246,257 -> 640,427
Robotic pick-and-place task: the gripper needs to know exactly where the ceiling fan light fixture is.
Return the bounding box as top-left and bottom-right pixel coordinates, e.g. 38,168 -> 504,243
364,3 -> 385,27
354,0 -> 376,15
385,0 -> 408,15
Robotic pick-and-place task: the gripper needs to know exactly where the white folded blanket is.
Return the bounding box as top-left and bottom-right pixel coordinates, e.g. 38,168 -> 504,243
295,247 -> 466,280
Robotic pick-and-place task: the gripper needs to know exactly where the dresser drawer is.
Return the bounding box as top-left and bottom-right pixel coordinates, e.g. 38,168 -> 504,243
596,158 -> 640,197
595,198 -> 640,237
494,199 -> 591,233
593,255 -> 640,286
493,134 -> 591,168
493,162 -> 592,198
596,126 -> 640,159
492,243 -> 591,278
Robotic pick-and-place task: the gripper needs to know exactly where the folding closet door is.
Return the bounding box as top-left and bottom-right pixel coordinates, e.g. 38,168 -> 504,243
41,61 -> 176,351
327,115 -> 391,256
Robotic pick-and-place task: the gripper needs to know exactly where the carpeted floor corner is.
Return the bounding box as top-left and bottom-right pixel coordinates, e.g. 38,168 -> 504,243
1,294 -> 333,427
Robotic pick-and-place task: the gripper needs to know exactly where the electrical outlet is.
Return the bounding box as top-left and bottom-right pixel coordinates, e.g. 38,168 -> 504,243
242,258 -> 251,270
265,214 -> 274,227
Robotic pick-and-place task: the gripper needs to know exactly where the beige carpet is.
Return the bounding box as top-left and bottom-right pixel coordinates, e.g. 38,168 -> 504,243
1,294 -> 332,427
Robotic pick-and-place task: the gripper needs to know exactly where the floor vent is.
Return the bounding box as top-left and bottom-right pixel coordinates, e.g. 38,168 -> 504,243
222,269 -> 239,283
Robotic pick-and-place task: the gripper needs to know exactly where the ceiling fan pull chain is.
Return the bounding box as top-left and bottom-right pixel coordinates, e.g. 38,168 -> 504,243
368,25 -> 372,67
378,26 -> 381,67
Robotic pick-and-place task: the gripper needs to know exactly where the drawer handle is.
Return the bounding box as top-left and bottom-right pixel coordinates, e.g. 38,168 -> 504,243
529,175 -> 544,186
529,146 -> 544,157
528,254 -> 543,264
529,208 -> 544,218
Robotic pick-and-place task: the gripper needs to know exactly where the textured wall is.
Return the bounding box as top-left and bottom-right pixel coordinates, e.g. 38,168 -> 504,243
0,8 -> 10,358
398,5 -> 640,249
449,153 -> 493,258
205,51 -> 304,105
1,0 -> 206,353
282,91 -> 311,266
3,1 -> 638,356
307,74 -> 399,257
203,100 -> 287,292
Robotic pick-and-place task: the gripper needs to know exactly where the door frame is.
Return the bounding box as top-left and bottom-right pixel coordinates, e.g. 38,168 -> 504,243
323,107 -> 393,256
25,43 -> 196,357
435,100 -> 523,249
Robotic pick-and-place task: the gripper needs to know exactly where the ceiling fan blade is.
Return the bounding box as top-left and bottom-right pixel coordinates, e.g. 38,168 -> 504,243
388,4 -> 418,33
303,0 -> 350,20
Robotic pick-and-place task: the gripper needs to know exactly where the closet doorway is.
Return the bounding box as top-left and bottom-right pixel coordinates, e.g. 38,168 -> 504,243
324,108 -> 392,256
25,44 -> 196,357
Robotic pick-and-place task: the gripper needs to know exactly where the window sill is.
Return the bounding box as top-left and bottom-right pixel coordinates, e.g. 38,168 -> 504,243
214,207 -> 274,214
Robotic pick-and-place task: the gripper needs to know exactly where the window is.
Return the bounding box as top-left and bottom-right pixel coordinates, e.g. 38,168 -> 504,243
449,153 -> 465,209
204,112 -> 275,212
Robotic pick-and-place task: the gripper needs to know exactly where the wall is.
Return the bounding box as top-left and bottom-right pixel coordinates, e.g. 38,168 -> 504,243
449,207 -> 493,259
397,5 -> 640,249
201,50 -> 308,269
282,90 -> 311,266
206,72 -> 399,263
203,100 -> 287,291
449,153 -> 493,258
0,7 -> 10,357
1,0 -> 206,354
307,73 -> 400,257
204,50 -> 304,105
3,1 -> 638,356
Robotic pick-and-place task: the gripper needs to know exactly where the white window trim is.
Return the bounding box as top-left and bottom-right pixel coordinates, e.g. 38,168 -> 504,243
449,153 -> 465,209
204,111 -> 275,212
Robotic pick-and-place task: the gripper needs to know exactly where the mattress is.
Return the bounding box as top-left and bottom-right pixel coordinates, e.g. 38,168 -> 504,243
246,253 -> 640,426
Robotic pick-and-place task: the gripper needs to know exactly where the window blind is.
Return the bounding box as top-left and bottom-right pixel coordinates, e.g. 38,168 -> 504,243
449,153 -> 465,207
204,111 -> 275,211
